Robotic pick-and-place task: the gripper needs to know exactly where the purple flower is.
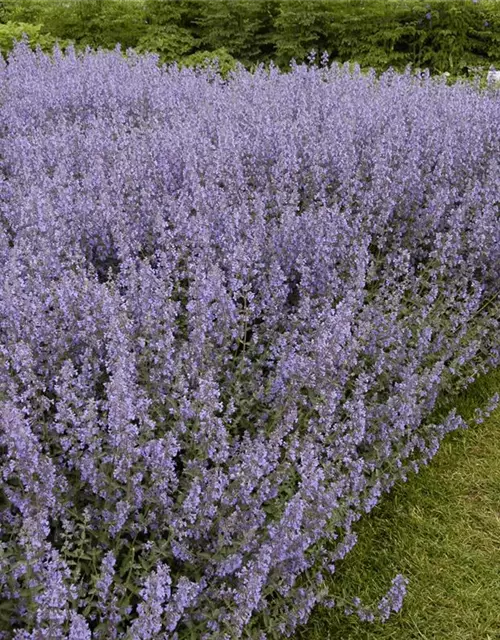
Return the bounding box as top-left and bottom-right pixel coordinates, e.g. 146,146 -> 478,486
128,563 -> 172,639
378,574 -> 409,621
68,612 -> 92,640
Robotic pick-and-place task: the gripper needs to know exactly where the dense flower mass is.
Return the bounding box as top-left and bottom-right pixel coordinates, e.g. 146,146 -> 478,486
0,43 -> 499,639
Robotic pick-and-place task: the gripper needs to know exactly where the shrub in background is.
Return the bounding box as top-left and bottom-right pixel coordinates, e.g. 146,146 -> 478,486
136,0 -> 202,64
273,0 -> 338,69
272,0 -> 500,77
135,24 -> 199,64
0,0 -> 499,79
193,0 -> 280,68
1,0 -> 147,51
408,0 -> 490,76
177,47 -> 239,79
0,21 -> 59,55
0,43 -> 499,639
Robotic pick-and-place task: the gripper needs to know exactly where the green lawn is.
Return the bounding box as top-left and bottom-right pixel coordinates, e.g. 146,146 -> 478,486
294,368 -> 500,640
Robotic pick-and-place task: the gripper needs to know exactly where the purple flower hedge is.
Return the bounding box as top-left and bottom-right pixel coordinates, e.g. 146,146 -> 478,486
0,43 -> 499,639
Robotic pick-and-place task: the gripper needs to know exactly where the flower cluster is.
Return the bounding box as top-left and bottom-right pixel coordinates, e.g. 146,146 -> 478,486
0,43 -> 498,638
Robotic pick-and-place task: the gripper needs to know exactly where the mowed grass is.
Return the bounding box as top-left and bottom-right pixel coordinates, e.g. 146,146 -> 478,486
294,368 -> 500,640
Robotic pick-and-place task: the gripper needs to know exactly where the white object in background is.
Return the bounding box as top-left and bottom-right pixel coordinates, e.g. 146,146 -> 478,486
487,67 -> 500,84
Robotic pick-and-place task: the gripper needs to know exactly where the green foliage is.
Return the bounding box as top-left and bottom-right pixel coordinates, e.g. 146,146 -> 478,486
412,1 -> 487,75
329,1 -> 422,72
273,0 -> 339,68
245,0 -> 280,64
177,46 -> 238,79
144,0 -> 204,27
1,0 -> 48,23
0,20 -> 58,55
479,0 -> 500,67
272,0 -> 499,76
194,0 -> 279,67
2,0 -> 147,51
144,0 -> 187,25
92,0 -> 147,50
136,23 -> 198,62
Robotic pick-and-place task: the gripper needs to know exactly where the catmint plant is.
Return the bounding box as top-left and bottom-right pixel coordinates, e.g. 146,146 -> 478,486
0,42 -> 498,639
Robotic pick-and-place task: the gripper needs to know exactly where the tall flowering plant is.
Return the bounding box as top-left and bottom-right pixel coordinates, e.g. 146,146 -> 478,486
0,44 -> 498,639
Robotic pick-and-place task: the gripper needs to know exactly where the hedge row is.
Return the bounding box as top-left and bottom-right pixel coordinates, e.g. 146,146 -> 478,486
1,42 -> 499,638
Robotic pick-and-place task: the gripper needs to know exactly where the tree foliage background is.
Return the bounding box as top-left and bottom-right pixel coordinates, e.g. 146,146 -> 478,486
0,0 -> 499,78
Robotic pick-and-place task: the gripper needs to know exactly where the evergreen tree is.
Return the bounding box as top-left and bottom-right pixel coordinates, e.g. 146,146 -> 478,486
195,0 -> 279,67
138,0 -> 203,61
274,0 -> 339,68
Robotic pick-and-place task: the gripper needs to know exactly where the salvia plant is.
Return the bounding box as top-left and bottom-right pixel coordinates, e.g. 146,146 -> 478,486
0,43 -> 499,640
